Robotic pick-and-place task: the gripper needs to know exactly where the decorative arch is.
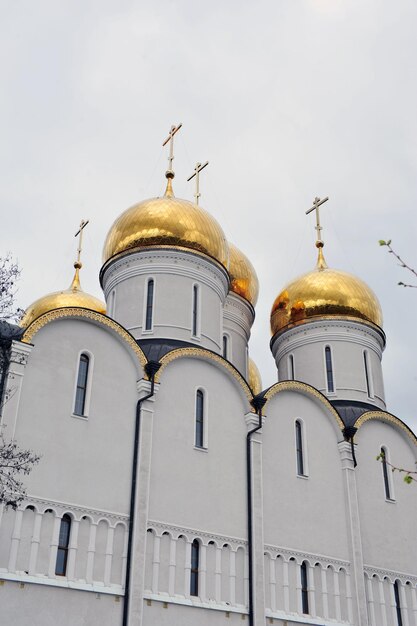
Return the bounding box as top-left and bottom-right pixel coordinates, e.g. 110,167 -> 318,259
355,410 -> 417,446
263,380 -> 345,430
157,347 -> 255,411
21,307 -> 147,369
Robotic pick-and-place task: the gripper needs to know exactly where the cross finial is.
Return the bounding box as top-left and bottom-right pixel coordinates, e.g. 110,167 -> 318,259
74,219 -> 89,269
187,161 -> 209,205
162,123 -> 182,179
305,196 -> 329,247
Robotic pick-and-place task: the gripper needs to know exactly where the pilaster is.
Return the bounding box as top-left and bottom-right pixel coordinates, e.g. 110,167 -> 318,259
1,341 -> 32,437
127,379 -> 160,625
339,440 -> 369,625
245,411 -> 265,626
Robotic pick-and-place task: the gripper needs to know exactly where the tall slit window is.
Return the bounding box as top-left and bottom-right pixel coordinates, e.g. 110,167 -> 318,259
325,346 -> 334,393
145,279 -> 154,331
55,514 -> 71,576
394,580 -> 403,626
295,420 -> 305,477
195,390 -> 204,448
381,446 -> 393,500
223,335 -> 228,359
192,285 -> 199,336
289,355 -> 295,380
364,351 -> 371,396
74,354 -> 89,416
300,561 -> 309,614
190,539 -> 199,596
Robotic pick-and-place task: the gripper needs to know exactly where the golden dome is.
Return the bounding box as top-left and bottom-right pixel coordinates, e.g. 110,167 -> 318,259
229,243 -> 259,306
248,357 -> 262,395
20,264 -> 106,328
270,247 -> 383,336
102,177 -> 229,269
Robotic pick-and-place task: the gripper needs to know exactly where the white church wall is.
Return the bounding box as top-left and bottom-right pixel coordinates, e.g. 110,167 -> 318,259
262,390 -> 350,560
102,249 -> 228,352
148,357 -> 250,540
10,318 -> 140,513
355,419 -> 417,575
0,580 -> 122,626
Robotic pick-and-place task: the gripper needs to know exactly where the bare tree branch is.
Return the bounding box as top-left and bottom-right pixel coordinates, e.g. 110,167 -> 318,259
379,239 -> 417,288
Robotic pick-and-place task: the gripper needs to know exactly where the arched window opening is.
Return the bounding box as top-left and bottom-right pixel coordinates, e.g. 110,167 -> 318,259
301,561 -> 309,614
74,354 -> 89,416
394,580 -> 403,626
195,390 -> 204,448
55,514 -> 71,576
223,335 -> 228,359
325,346 -> 334,393
145,279 -> 154,331
364,351 -> 371,396
192,285 -> 199,336
381,446 -> 394,501
289,354 -> 295,380
190,539 -> 199,596
295,420 -> 305,477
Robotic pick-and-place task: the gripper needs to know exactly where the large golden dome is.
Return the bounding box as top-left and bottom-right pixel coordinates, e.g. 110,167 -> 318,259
270,247 -> 383,337
102,177 -> 229,269
20,264 -> 106,328
229,243 -> 259,306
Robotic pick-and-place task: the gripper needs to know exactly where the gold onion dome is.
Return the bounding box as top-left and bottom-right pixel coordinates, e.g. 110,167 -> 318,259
248,357 -> 262,395
102,176 -> 229,269
228,243 -> 259,306
20,263 -> 106,328
270,246 -> 383,337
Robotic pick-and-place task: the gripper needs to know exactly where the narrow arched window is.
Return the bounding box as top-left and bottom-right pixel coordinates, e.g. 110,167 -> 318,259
289,355 -> 295,380
195,390 -> 204,448
74,354 -> 89,416
192,285 -> 199,336
364,351 -> 371,396
145,279 -> 154,331
295,420 -> 305,476
381,446 -> 394,500
223,335 -> 228,359
301,561 -> 309,614
394,580 -> 403,626
325,347 -> 334,392
55,514 -> 71,576
190,539 -> 199,596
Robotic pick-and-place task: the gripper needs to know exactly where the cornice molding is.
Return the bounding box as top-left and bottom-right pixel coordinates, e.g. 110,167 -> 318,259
272,319 -> 384,361
20,308 -> 147,368
102,248 -> 229,301
355,410 -> 417,445
263,381 -> 344,430
156,346 -> 255,410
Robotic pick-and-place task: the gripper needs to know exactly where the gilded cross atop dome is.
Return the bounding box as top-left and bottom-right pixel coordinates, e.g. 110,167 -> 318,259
306,196 -> 329,270
71,219 -> 89,289
162,123 -> 182,182
187,161 -> 209,206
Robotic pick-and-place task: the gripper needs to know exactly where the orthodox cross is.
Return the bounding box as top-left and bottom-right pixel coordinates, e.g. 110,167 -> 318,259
305,196 -> 329,245
187,161 -> 209,205
74,219 -> 89,267
162,123 -> 182,176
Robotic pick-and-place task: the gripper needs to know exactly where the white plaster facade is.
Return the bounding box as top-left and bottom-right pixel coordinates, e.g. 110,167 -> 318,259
1,204 -> 416,626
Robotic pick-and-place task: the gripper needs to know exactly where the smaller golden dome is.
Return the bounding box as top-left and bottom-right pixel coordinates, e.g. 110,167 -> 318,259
248,357 -> 262,395
229,243 -> 259,306
20,264 -> 106,328
102,176 -> 229,269
270,247 -> 383,336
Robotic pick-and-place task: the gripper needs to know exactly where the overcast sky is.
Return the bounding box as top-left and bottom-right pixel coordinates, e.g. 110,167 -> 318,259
1,0 -> 416,431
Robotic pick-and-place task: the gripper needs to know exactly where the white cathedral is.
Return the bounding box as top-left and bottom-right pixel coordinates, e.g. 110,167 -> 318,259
0,131 -> 416,626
